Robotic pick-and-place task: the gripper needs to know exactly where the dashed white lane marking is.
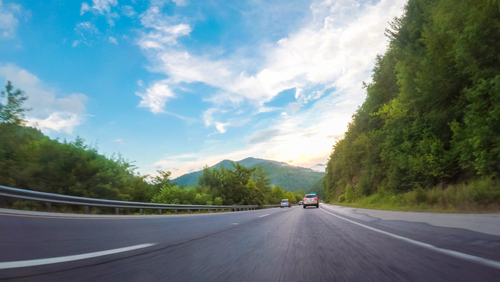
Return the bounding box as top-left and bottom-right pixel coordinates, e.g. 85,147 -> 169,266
320,207 -> 500,270
232,223 -> 239,225
259,214 -> 269,218
0,243 -> 155,269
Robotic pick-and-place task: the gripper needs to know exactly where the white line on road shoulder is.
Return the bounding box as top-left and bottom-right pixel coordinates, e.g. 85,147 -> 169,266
320,207 -> 500,270
259,214 -> 269,217
0,243 -> 156,269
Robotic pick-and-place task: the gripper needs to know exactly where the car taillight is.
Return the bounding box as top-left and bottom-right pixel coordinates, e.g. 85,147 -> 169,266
303,198 -> 307,201
314,197 -> 318,200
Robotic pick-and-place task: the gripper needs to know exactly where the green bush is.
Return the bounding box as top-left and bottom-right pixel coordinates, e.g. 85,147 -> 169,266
428,188 -> 440,205
415,187 -> 428,203
345,185 -> 355,203
214,197 -> 223,206
338,195 -> 345,203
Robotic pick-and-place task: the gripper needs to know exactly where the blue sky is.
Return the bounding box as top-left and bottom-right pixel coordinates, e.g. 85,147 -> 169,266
0,0 -> 406,177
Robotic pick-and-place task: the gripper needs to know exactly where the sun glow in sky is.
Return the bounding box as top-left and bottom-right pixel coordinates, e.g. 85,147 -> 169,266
0,0 -> 406,178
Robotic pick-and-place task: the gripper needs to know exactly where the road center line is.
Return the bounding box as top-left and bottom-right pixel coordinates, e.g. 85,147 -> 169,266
0,243 -> 156,269
319,207 -> 500,270
259,214 -> 269,217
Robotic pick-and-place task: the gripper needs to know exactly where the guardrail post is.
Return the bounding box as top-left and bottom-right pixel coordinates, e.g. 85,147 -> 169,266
45,202 -> 51,212
188,209 -> 191,214
85,206 -> 90,214
175,209 -> 178,214
198,209 -> 201,213
115,208 -> 119,215
0,196 -> 5,208
159,209 -> 162,215
140,208 -> 143,215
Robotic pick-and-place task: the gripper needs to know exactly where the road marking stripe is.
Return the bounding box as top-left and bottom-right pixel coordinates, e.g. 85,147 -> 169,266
259,214 -> 269,217
0,243 -> 155,269
320,207 -> 500,270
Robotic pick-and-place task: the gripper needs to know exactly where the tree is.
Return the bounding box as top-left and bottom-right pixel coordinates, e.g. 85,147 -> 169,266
0,81 -> 30,125
323,0 -> 500,203
242,178 -> 265,206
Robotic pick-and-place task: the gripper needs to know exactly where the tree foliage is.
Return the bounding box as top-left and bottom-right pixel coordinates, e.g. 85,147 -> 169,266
324,0 -> 500,202
0,81 -> 30,125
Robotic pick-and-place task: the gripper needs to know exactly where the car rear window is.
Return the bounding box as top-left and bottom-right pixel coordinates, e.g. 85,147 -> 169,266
305,195 -> 316,198
281,200 -> 288,202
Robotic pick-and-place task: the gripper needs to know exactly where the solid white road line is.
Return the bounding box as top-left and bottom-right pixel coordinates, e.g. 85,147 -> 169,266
259,214 -> 269,218
0,243 -> 156,269
320,207 -> 500,270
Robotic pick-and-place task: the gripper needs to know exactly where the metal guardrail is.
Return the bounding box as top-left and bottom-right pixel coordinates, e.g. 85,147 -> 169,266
0,185 -> 271,215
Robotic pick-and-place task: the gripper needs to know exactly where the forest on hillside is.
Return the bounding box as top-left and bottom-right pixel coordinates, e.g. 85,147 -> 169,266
323,0 -> 500,210
0,82 -> 301,212
174,159 -> 324,193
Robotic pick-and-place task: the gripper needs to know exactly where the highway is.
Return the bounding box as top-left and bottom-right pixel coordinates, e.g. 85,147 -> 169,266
1,205 -> 499,281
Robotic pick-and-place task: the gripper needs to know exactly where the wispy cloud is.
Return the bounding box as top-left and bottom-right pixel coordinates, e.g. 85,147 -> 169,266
144,0 -> 406,177
171,0 -> 188,7
80,0 -> 118,16
113,139 -> 125,144
80,0 -> 119,27
136,80 -> 176,114
121,5 -> 136,17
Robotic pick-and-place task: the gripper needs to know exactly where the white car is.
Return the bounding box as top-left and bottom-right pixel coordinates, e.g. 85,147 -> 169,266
302,194 -> 319,208
280,199 -> 291,208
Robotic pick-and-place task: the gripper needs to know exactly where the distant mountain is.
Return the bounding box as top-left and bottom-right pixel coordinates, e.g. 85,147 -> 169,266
172,157 -> 324,192
310,164 -> 326,172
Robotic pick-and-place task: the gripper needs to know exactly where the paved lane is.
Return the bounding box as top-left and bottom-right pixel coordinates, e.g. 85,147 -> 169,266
1,206 -> 499,281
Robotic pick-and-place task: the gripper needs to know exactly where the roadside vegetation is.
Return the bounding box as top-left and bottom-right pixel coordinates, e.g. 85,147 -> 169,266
0,82 -> 303,212
323,0 -> 500,212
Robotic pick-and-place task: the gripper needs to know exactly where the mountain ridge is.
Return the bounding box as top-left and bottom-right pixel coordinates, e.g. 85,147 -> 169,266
173,157 -> 324,192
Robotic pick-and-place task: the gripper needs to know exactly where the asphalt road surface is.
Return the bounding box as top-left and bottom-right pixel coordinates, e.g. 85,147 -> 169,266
1,205 -> 500,281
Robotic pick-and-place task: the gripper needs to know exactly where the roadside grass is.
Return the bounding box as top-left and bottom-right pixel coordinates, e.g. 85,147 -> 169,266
333,179 -> 500,213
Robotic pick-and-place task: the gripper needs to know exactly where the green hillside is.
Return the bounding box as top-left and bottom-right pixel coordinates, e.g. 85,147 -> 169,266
251,162 -> 323,192
324,0 -> 500,211
173,157 -> 324,192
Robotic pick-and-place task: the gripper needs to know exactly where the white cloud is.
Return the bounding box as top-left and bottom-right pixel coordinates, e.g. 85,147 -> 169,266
0,0 -> 21,38
27,112 -> 82,134
0,63 -> 88,134
138,23 -> 191,49
136,80 -> 176,114
80,0 -> 119,27
75,21 -> 99,35
144,0 -> 406,177
121,5 -> 136,17
80,0 -> 118,15
80,3 -> 90,15
215,122 -> 229,133
139,0 -> 404,116
108,36 -> 117,44
74,21 -> 100,45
